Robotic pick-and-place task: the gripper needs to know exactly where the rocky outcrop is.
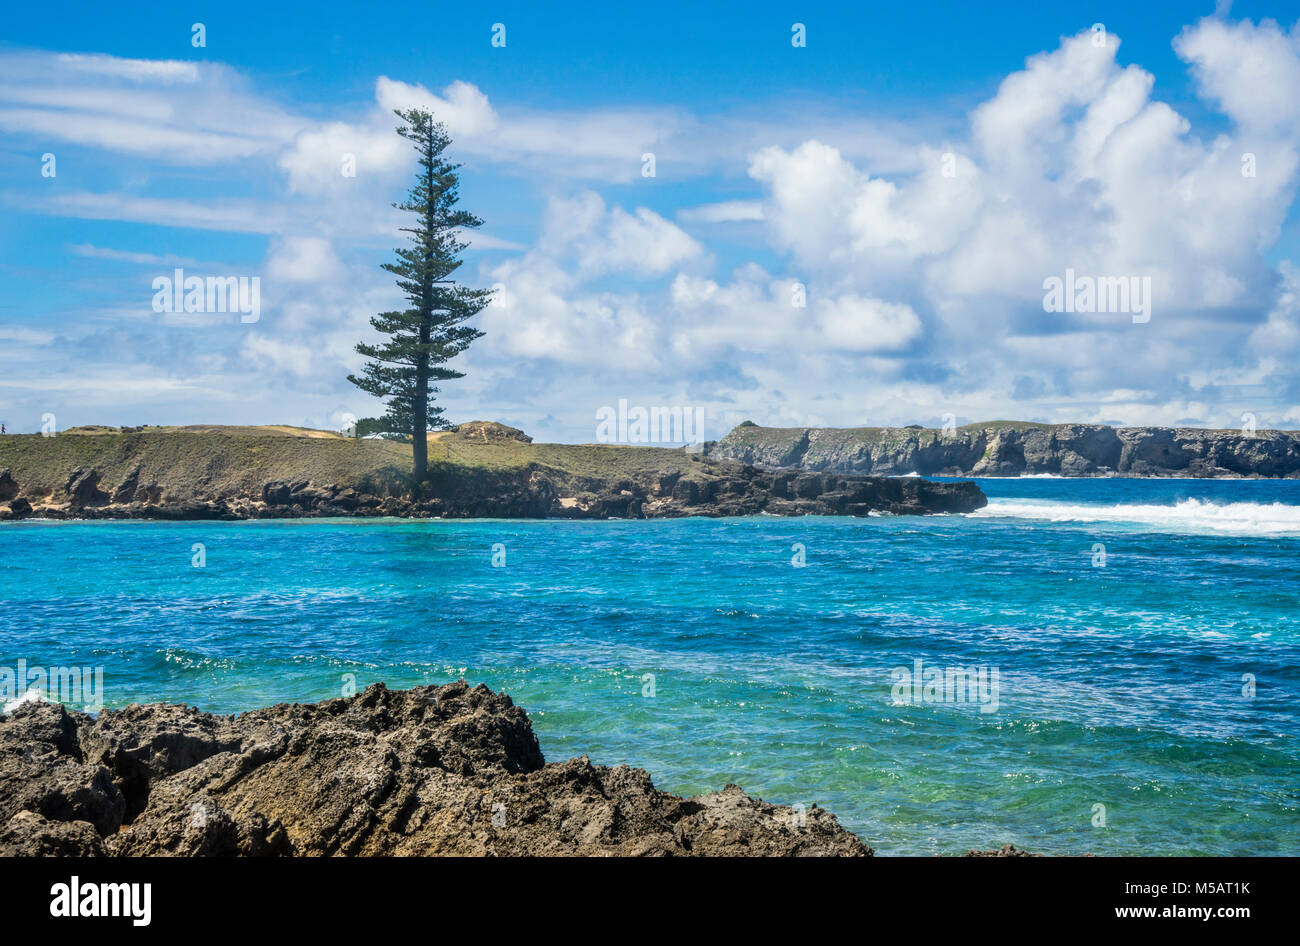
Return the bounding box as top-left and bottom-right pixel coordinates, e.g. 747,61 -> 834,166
0,497 -> 31,521
707,423 -> 1300,477
110,465 -> 141,503
451,420 -> 532,444
64,467 -> 109,506
963,844 -> 1044,857
547,466 -> 987,518
0,469 -> 28,520
0,458 -> 985,521
0,682 -> 869,857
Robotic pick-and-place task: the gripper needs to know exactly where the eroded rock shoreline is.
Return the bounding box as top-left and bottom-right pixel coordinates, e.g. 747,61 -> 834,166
0,683 -> 1047,857
708,422 -> 1300,478
0,682 -> 870,856
0,459 -> 986,522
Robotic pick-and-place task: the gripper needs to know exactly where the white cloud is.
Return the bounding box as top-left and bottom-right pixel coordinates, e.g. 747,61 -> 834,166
15,190 -> 289,234
0,52 -> 290,164
1174,17 -> 1300,134
4,17 -> 1300,439
746,19 -> 1300,348
240,334 -> 317,378
478,194 -> 700,368
266,237 -> 342,284
541,193 -> 704,277
374,77 -> 499,137
817,294 -> 923,352
55,53 -> 200,83
677,200 -> 765,223
68,244 -> 204,267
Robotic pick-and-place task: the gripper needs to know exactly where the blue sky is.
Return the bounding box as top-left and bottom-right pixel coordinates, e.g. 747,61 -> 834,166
2,0 -> 1299,440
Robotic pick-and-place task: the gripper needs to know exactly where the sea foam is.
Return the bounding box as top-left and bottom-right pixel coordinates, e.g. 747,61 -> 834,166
968,497 -> 1300,535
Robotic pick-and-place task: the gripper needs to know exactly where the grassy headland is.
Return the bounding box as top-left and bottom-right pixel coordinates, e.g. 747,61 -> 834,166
0,421 -> 986,519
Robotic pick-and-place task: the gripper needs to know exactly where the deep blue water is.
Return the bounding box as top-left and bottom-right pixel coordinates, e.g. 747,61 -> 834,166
2,477 -> 1298,855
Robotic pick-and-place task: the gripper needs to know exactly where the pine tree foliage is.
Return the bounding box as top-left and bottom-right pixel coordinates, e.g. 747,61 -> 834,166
348,109 -> 490,480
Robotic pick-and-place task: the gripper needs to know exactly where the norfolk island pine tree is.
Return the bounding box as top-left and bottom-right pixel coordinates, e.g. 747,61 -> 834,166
348,108 -> 492,484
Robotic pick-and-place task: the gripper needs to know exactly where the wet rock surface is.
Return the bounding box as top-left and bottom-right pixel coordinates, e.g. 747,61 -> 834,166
963,844 -> 1045,857
0,682 -> 871,857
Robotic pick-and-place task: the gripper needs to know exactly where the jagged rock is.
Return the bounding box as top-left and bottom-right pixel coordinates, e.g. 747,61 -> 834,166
262,481 -> 292,505
708,423 -> 1300,477
288,484 -> 333,509
0,469 -> 17,502
64,468 -> 109,506
0,683 -> 869,857
964,844 -> 1044,857
111,466 -> 141,503
451,421 -> 532,444
0,810 -> 106,856
0,702 -> 125,836
144,500 -> 233,521
0,498 -> 32,520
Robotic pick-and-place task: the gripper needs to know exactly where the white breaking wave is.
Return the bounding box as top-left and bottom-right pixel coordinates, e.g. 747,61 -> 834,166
2,688 -> 49,714
968,498 -> 1300,536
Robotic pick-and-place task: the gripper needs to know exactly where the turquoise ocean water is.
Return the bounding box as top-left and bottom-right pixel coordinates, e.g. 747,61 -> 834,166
2,476 -> 1297,855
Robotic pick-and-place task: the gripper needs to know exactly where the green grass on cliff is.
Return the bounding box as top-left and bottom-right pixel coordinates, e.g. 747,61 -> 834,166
0,423 -> 704,501
716,420 -> 1083,449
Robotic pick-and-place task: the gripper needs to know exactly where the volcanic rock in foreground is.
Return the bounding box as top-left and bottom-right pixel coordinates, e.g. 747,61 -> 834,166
0,682 -> 869,857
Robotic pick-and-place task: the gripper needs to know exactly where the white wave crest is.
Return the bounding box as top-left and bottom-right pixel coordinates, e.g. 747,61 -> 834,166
2,688 -> 49,714
968,498 -> 1300,535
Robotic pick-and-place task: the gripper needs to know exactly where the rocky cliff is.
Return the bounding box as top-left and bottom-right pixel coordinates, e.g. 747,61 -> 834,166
706,422 -> 1300,477
0,682 -> 869,856
0,423 -> 985,520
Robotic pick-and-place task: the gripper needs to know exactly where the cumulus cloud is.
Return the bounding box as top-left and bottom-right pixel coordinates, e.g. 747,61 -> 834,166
279,78 -> 499,194
478,193 -> 702,369
3,16 -> 1300,439
725,18 -> 1300,431
817,294 -> 923,352
265,237 -> 342,284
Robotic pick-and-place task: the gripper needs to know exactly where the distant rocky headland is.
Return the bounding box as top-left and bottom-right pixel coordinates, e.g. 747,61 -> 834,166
0,681 -> 869,856
705,421 -> 1300,478
0,421 -> 985,521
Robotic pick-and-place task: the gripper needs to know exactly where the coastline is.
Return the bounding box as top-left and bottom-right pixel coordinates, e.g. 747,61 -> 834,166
0,681 -> 1053,857
0,422 -> 987,522
707,422 -> 1300,478
1,681 -> 872,856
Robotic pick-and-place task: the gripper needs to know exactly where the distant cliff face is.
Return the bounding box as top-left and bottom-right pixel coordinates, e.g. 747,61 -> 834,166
706,423 -> 1300,478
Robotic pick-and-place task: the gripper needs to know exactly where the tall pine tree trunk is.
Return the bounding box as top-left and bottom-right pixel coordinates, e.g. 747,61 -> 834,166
410,136 -> 435,485
412,318 -> 430,483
